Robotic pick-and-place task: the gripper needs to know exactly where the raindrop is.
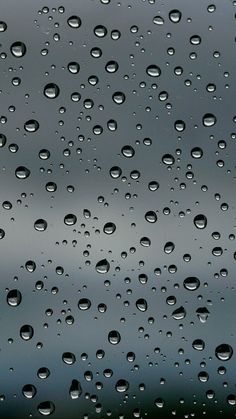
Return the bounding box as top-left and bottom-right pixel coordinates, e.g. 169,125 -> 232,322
7,289 -> 22,307
194,214 -> 207,229
67,16 -> 81,28
96,259 -> 110,274
34,219 -> 47,232
44,83 -> 60,99
146,65 -> 161,77
15,166 -> 30,179
215,344 -> 233,361
38,401 -> 55,416
20,324 -> 34,340
10,42 -> 26,57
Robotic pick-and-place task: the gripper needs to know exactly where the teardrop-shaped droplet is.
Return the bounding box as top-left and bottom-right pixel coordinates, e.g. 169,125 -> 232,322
69,379 -> 82,399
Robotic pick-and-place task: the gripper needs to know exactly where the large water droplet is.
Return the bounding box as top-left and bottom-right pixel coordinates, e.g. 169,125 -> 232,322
38,401 -> 55,416
96,259 -> 110,274
215,344 -> 233,361
194,214 -> 207,229
7,289 -> 22,307
20,324 -> 34,340
10,42 -> 26,57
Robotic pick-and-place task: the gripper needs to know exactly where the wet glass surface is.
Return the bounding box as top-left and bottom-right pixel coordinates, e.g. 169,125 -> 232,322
0,0 -> 236,417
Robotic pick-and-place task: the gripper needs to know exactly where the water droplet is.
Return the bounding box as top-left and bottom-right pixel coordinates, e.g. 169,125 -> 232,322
20,324 -> 34,340
103,222 -> 116,234
108,330 -> 121,345
24,119 -> 39,132
34,219 -> 47,232
15,166 -> 30,179
69,380 -> 82,399
146,65 -> 161,77
67,16 -> 81,29
203,113 -> 216,127
194,214 -> 207,229
78,298 -> 91,310
38,401 -> 55,416
96,259 -> 110,274
192,339 -> 205,351
115,379 -> 129,392
7,289 -> 22,307
145,211 -> 157,223
169,9 -> 182,23
183,277 -> 200,291
215,344 -> 233,361
44,83 -> 60,99
22,384 -> 37,399
64,214 -> 77,226
136,298 -> 147,312
10,42 -> 26,57
62,352 -> 76,364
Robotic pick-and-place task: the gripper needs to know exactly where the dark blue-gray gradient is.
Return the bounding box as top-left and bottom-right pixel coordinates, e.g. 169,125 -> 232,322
0,0 -> 235,418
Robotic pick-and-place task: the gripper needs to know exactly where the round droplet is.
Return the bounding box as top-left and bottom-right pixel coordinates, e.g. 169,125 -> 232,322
203,113 -> 216,127
192,339 -> 205,351
191,147 -> 203,159
103,222 -> 116,234
110,166 -> 122,179
121,145 -> 135,158
37,368 -> 50,379
155,398 -> 165,408
148,181 -> 159,191
112,91 -> 126,104
20,324 -> 34,340
162,154 -> 175,165
136,298 -> 147,312
105,60 -> 119,73
44,83 -> 60,99
96,259 -> 110,274
227,394 -> 236,406
15,166 -> 30,179
38,401 -> 55,416
62,352 -> 76,364
34,219 -> 47,232
108,330 -> 121,345
115,379 -> 129,392
94,25 -> 107,37
140,237 -> 151,247
183,277 -> 200,291
24,119 -> 39,132
169,9 -> 182,23
78,298 -> 91,310
67,16 -> 81,28
0,21 -> 7,32
22,384 -> 37,399
10,42 -> 26,57
146,65 -> 161,77
145,211 -> 157,223
64,214 -> 77,226
194,214 -> 207,229
68,62 -> 80,74
174,120 -> 185,132
215,344 -> 233,361
7,289 -> 22,307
